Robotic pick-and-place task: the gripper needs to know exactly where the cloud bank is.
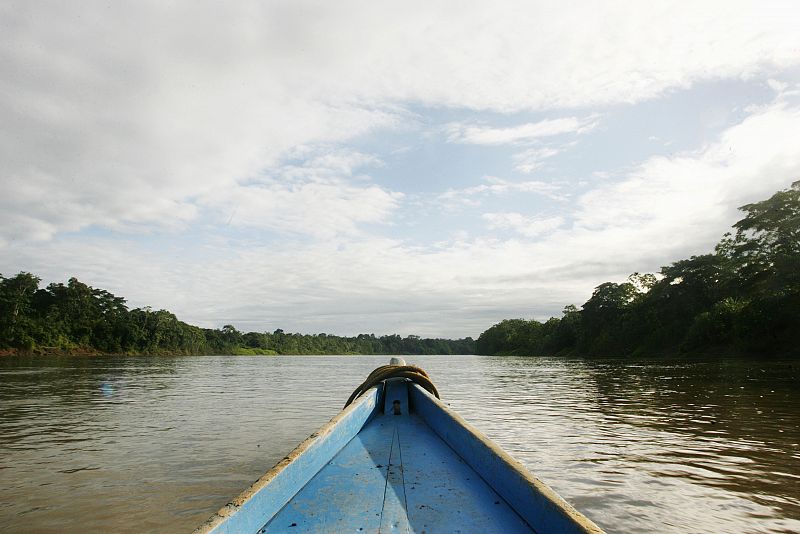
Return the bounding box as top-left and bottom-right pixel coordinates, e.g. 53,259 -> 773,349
2,1 -> 800,336
2,1 -> 799,243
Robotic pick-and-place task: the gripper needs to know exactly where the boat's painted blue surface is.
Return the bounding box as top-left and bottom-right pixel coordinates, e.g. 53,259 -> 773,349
195,374 -> 604,534
262,399 -> 532,532
408,384 -> 601,533
195,387 -> 381,534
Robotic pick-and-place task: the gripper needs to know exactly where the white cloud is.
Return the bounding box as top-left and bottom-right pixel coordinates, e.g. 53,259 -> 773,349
767,79 -> 789,93
445,118 -> 590,174
207,182 -> 402,239
2,1 -> 799,243
0,233 -> 591,337
445,116 -> 598,145
483,213 -> 565,237
202,98 -> 800,334
195,148 -> 401,238
513,147 -> 563,173
2,2 -> 800,338
5,89 -> 800,338
574,99 -> 800,247
438,176 -> 564,209
280,150 -> 384,183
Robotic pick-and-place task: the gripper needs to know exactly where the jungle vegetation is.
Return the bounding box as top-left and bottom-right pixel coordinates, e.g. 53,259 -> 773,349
0,276 -> 475,356
4,182 -> 797,358
477,182 -> 800,357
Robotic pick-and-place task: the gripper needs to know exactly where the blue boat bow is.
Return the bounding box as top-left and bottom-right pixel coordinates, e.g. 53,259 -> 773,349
194,360 -> 604,533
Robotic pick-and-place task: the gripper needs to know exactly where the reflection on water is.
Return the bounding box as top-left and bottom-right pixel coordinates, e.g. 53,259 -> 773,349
432,358 -> 800,534
1,355 -> 798,533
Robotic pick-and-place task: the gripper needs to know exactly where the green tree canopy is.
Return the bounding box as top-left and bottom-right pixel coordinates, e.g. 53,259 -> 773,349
477,181 -> 800,357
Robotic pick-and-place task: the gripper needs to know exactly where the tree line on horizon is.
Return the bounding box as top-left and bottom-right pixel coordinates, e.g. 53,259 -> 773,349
477,181 -> 800,357
3,182 -> 797,359
0,275 -> 475,356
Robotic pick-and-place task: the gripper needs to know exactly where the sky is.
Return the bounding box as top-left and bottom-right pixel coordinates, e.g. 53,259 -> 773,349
2,1 -> 800,338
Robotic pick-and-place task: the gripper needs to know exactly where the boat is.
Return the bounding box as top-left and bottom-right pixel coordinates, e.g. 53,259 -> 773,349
194,359 -> 604,533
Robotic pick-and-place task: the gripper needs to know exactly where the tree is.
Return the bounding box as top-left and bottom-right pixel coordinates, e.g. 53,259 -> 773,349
717,180 -> 800,296
578,282 -> 639,354
543,305 -> 581,354
476,318 -> 546,355
0,272 -> 41,348
476,182 -> 800,358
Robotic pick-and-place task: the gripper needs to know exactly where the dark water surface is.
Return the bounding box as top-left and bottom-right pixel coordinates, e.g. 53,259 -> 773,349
1,355 -> 798,533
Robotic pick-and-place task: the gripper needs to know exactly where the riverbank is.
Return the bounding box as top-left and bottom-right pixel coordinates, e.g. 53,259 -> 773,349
1,347 -> 104,357
1,346 -> 274,357
0,273 -> 477,356
483,344 -> 799,359
0,346 -> 419,357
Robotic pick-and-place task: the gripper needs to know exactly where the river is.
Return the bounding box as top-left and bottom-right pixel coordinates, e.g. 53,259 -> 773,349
1,355 -> 798,533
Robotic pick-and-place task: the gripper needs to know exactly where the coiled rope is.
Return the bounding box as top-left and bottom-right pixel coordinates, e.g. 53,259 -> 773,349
344,364 -> 440,408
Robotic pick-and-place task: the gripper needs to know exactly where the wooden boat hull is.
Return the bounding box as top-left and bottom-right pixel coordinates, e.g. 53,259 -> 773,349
195,377 -> 603,533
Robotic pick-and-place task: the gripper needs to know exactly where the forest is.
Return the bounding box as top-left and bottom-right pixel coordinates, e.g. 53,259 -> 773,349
0,276 -> 475,356
477,182 -> 800,357
3,182 -> 797,358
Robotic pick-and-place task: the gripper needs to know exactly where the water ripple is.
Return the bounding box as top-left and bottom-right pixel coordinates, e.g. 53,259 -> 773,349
1,355 -> 799,533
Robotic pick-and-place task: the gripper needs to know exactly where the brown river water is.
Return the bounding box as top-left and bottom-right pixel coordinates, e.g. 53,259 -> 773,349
1,355 -> 798,533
